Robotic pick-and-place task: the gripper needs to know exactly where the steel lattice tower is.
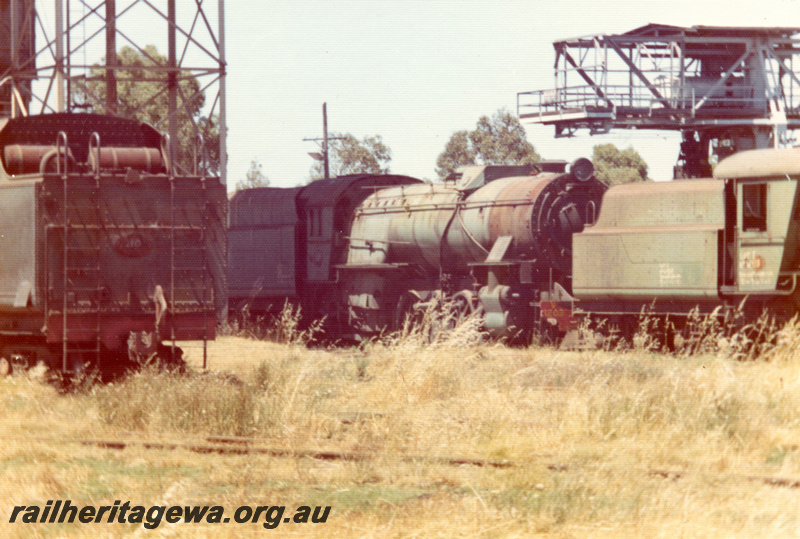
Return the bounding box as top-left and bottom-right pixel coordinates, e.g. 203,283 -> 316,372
0,0 -> 226,185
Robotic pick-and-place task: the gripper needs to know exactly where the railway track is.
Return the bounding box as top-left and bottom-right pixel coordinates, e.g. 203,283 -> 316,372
2,435 -> 515,469
3,434 -> 799,490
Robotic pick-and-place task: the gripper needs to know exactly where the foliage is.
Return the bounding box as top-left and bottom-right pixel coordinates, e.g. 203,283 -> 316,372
72,45 -> 220,176
435,109 -> 540,177
381,294 -> 487,353
272,301 -> 325,346
95,367 -> 264,436
309,133 -> 391,180
591,144 -> 650,185
234,160 -> 270,191
435,130 -> 475,178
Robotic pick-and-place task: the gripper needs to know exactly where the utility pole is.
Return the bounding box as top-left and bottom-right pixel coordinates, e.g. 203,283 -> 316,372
322,102 -> 329,179
304,102 -> 344,180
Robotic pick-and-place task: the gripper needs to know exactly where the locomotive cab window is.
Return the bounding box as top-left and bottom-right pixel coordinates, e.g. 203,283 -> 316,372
308,208 -> 323,238
742,183 -> 767,232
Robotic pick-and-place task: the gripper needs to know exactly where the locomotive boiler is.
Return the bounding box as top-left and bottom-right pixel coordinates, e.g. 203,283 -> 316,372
0,113 -> 227,375
341,161 -> 606,336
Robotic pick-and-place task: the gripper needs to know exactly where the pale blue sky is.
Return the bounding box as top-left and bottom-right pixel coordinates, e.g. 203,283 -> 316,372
33,0 -> 800,188
223,0 -> 800,188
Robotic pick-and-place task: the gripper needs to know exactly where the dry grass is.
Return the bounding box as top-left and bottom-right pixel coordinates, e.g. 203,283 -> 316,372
3,311 -> 800,536
222,300 -> 326,345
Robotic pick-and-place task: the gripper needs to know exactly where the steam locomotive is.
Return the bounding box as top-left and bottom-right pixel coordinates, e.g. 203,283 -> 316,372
0,113 -> 227,375
2,108 -> 789,369
230,145 -> 800,344
228,160 -> 606,339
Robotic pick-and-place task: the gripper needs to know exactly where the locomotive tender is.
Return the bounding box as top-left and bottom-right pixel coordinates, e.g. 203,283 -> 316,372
569,146 -> 800,332
0,113 -> 226,374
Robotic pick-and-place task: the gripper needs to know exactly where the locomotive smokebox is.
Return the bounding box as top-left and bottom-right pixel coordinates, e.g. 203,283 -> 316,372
454,171 -> 605,275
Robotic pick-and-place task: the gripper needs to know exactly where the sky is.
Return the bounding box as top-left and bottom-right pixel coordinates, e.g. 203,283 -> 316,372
31,0 -> 800,189
221,0 -> 800,189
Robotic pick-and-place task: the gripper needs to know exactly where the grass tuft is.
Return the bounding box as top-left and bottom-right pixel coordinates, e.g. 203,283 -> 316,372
94,367 -> 270,437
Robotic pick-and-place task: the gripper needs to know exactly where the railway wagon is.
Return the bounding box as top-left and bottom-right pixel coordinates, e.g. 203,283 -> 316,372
0,113 -> 227,374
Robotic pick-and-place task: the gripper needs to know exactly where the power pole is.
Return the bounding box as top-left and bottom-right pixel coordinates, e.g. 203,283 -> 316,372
304,102 -> 345,180
322,102 -> 329,179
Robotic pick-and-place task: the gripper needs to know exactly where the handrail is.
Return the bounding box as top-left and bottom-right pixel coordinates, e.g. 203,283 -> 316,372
518,83 -> 772,123
59,130 -> 68,372
56,131 -> 68,179
161,133 -> 173,178
89,132 -> 101,179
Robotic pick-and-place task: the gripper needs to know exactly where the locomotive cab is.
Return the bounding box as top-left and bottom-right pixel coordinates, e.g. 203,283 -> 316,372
714,148 -> 800,310
227,174 -> 422,335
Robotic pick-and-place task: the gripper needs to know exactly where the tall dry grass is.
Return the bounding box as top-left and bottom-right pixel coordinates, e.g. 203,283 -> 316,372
6,301 -> 800,535
94,300 -> 800,448
222,299 -> 325,345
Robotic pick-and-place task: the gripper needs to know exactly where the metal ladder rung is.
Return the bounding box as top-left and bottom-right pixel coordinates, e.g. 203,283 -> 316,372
62,340 -> 102,350
168,175 -> 211,370
60,136 -> 103,372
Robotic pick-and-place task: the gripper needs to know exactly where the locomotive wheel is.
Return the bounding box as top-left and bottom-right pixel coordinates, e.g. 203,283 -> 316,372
448,291 -> 481,328
0,357 -> 10,376
394,291 -> 425,331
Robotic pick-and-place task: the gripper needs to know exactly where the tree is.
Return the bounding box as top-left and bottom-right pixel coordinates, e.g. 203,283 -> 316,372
72,45 -> 220,175
435,109 -> 540,177
592,144 -> 650,185
435,131 -> 475,178
235,160 -> 270,191
309,133 -> 391,180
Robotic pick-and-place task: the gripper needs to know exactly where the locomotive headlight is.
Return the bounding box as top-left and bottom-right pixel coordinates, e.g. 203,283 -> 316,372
569,158 -> 594,181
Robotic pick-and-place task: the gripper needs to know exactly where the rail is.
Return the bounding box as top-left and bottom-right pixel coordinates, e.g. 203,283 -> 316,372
4,433 -> 800,490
